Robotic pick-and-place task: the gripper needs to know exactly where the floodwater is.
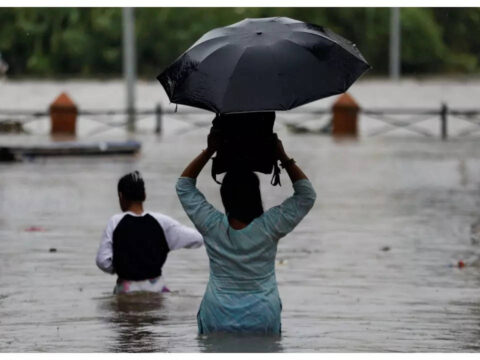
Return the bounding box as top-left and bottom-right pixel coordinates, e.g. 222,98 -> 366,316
1,79 -> 480,352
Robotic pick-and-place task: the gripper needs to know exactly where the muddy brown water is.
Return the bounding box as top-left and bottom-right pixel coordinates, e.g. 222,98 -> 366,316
1,80 -> 480,352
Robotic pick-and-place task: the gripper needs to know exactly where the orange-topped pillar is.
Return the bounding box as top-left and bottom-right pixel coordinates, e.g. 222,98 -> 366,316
50,92 -> 77,136
332,93 -> 359,138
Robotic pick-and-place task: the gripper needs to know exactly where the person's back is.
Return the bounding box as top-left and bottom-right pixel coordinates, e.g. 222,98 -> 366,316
111,212 -> 170,281
96,171 -> 203,294
197,214 -> 281,333
203,214 -> 278,288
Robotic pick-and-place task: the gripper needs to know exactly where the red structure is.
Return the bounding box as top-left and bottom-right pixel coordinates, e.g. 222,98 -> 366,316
332,93 -> 359,138
50,92 -> 77,136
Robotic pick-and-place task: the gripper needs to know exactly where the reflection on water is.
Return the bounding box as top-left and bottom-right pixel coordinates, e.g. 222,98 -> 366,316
198,333 -> 283,352
98,293 -> 167,352
98,292 -> 284,352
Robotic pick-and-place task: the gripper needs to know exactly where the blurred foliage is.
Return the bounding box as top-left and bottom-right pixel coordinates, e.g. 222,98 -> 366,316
1,7 -> 480,78
401,8 -> 447,73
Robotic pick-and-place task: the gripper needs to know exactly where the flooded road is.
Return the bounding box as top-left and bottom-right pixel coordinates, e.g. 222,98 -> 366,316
1,80 -> 480,352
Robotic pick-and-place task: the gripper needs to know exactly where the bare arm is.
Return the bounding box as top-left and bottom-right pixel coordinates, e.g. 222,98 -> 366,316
274,135 -> 308,183
180,128 -> 221,178
177,129 -> 223,234
180,148 -> 215,179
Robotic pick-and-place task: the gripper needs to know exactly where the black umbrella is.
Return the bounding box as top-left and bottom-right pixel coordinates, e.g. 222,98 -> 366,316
158,17 -> 370,114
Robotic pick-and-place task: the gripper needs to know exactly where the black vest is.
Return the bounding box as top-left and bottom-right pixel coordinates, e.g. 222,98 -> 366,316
112,214 -> 170,281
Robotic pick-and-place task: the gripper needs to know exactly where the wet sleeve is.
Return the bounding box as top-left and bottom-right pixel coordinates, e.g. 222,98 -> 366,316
261,179 -> 316,241
95,216 -> 117,274
150,212 -> 204,250
175,177 -> 222,235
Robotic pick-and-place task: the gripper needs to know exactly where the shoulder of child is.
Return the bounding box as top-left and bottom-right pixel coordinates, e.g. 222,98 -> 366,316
146,212 -> 179,227
107,213 -> 128,228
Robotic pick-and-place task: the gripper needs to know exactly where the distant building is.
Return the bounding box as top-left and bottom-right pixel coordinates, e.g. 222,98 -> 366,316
0,52 -> 8,77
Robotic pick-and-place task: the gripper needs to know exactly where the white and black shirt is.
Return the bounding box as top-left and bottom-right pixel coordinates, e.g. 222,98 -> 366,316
96,211 -> 203,280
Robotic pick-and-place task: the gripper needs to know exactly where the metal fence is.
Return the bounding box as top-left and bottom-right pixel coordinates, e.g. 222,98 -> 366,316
360,104 -> 480,139
1,103 -> 480,140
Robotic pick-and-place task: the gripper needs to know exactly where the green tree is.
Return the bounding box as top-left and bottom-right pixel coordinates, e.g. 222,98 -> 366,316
401,8 -> 447,73
1,7 -> 480,78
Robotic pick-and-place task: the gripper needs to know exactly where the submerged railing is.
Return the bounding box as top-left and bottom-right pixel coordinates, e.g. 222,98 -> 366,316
1,96 -> 480,140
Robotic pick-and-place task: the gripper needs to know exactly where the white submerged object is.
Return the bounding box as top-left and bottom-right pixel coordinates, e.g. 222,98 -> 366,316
0,140 -> 141,161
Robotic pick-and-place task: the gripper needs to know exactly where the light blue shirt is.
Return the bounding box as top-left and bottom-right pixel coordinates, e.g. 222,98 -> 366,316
176,177 -> 316,334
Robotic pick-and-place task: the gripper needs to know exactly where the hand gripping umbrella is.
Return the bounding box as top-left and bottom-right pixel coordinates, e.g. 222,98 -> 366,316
157,17 -> 371,114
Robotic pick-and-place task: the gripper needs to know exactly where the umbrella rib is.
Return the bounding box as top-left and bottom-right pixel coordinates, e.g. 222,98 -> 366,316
219,48 -> 249,113
279,38 -> 340,106
162,37 -> 232,77
266,44 -> 292,111
283,37 -> 367,95
171,44 -> 237,109
186,35 -> 233,54
290,27 -> 367,63
197,43 -> 237,65
163,37 -> 234,96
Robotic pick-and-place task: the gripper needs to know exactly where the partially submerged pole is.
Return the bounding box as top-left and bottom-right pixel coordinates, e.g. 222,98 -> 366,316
50,92 -> 77,138
155,104 -> 163,134
389,7 -> 401,80
332,93 -> 359,138
440,103 -> 448,141
122,7 -> 136,132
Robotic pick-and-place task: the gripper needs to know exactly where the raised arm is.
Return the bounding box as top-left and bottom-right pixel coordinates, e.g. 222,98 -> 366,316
260,135 -> 316,240
180,127 -> 221,179
274,134 -> 308,183
180,148 -> 215,179
176,129 -> 223,235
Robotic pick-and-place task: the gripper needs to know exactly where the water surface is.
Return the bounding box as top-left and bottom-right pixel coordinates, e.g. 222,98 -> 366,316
1,80 -> 480,352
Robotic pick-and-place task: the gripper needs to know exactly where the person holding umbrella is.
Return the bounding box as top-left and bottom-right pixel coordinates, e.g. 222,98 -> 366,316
162,17 -> 368,334
176,132 -> 316,334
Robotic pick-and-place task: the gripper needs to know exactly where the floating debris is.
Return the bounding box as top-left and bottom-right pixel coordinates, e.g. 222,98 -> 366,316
2,140 -> 141,159
285,121 -> 332,134
49,248 -> 57,253
0,121 -> 24,134
381,246 -> 391,252
25,226 -> 46,232
449,260 -> 466,268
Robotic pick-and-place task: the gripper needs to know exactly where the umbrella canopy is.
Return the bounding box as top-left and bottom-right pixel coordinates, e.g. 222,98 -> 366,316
158,17 -> 370,114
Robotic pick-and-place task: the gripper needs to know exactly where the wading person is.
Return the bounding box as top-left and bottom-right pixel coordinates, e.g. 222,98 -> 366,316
96,171 -> 203,294
176,132 -> 316,334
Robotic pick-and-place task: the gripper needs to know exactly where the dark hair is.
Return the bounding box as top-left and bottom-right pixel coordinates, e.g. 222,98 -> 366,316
117,171 -> 146,202
220,170 -> 264,224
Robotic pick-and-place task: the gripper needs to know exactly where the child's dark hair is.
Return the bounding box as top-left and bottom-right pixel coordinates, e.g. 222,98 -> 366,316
117,171 -> 146,202
220,170 -> 264,224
